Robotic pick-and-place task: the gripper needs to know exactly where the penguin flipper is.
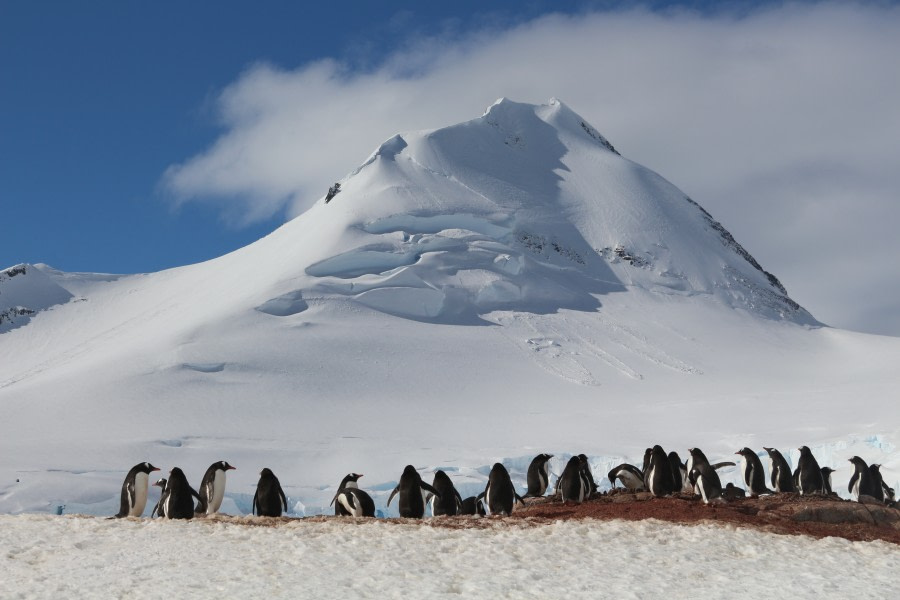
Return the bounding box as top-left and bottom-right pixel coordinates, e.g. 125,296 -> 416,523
711,461 -> 736,470
387,485 -> 399,507
279,486 -> 288,512
252,489 -> 259,516
420,482 -> 442,499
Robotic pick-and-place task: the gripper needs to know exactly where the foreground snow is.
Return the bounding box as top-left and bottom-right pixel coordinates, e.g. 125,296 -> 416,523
1,515 -> 898,599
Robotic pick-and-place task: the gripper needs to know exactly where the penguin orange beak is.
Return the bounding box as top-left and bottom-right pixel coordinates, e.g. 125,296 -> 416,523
228,466 -> 236,470
152,467 -> 160,471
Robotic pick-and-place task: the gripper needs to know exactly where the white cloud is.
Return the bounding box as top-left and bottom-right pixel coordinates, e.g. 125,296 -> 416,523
162,2 -> 900,335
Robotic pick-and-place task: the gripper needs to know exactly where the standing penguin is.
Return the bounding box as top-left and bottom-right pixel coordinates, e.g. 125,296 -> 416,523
644,446 -> 675,497
195,461 -> 236,515
763,447 -> 796,493
848,456 -> 879,500
253,468 -> 288,517
796,447 -> 824,495
668,451 -> 688,493
736,448 -> 773,497
164,467 -> 202,519
578,454 -> 598,498
429,470 -> 463,516
478,462 -> 524,516
558,456 -> 588,504
387,465 -> 441,518
151,478 -> 168,518
331,473 -> 363,516
820,467 -> 836,495
869,465 -> 892,502
115,462 -> 160,518
688,449 -> 724,504
523,454 -> 554,497
608,463 -> 646,490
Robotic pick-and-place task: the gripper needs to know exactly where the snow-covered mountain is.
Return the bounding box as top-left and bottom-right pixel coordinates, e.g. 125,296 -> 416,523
1,99 -> 897,516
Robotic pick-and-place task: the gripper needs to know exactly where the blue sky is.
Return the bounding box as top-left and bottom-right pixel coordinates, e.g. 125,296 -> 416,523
2,1 -> 899,335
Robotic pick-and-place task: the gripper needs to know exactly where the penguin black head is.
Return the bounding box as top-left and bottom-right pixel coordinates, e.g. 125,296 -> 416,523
870,464 -> 881,473
214,461 -> 236,471
798,446 -> 813,456
433,470 -> 452,484
153,478 -> 167,488
736,448 -> 753,457
402,465 -> 419,477
260,468 -> 276,478
538,453 -> 554,462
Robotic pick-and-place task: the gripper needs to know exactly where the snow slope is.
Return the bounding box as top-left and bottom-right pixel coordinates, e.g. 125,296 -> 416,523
2,515 -> 899,599
1,99 -> 898,517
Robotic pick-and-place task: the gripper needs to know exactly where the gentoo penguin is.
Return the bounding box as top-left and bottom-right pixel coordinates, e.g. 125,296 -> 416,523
558,456 -> 588,504
796,447 -> 824,495
644,446 -> 675,497
668,451 -> 687,493
460,496 -> 487,516
164,467 -> 202,519
684,447 -> 712,496
115,462 -> 160,518
820,467 -> 836,495
195,461 -> 235,515
641,448 -> 652,475
387,465 -> 441,518
736,448 -> 773,497
607,463 -> 646,491
870,465 -> 893,502
762,447 -> 796,493
848,456 -> 879,500
253,468 -> 288,517
478,462 -> 524,516
331,473 -> 363,516
151,478 -> 168,518
429,470 -> 463,516
723,482 -> 746,500
524,454 -> 554,497
688,449 -> 724,504
334,487 -> 376,517
578,454 -> 598,498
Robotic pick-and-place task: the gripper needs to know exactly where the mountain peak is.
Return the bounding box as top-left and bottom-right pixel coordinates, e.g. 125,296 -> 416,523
307,99 -> 813,325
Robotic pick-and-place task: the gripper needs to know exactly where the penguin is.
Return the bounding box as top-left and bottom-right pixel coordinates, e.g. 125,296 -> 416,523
796,446 -> 824,495
524,454 -> 554,497
578,454 -> 598,498
557,456 -> 588,504
115,462 -> 160,518
195,461 -> 236,515
870,465 -> 893,503
460,496 -> 486,516
151,478 -> 168,518
478,462 -> 524,516
848,456 -> 879,501
387,465 -> 441,518
762,447 -> 796,493
668,451 -> 687,493
253,468 -> 288,517
164,467 -> 202,519
688,449 -> 724,504
607,463 -> 646,491
333,487 -> 376,517
723,482 -> 746,500
641,448 -> 652,475
820,467 -> 836,495
429,470 -> 464,516
644,445 -> 675,497
736,448 -> 774,497
684,447 -> 713,496
331,473 -> 363,516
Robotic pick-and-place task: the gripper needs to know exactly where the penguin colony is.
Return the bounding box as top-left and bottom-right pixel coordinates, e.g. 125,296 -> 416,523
115,447 -> 896,520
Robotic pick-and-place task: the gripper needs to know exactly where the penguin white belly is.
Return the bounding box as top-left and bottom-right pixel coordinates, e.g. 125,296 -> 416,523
130,472 -> 149,517
338,493 -> 361,517
207,470 -> 226,514
620,471 -> 643,490
697,474 -> 709,504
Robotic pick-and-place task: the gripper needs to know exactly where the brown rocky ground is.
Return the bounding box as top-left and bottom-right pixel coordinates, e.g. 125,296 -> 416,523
193,491 -> 900,545
508,490 -> 900,544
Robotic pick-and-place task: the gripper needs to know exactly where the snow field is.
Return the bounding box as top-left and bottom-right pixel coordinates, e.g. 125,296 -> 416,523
1,514 -> 899,599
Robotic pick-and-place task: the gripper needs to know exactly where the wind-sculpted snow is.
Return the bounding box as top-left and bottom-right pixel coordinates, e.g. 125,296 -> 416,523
2,515 -> 899,599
